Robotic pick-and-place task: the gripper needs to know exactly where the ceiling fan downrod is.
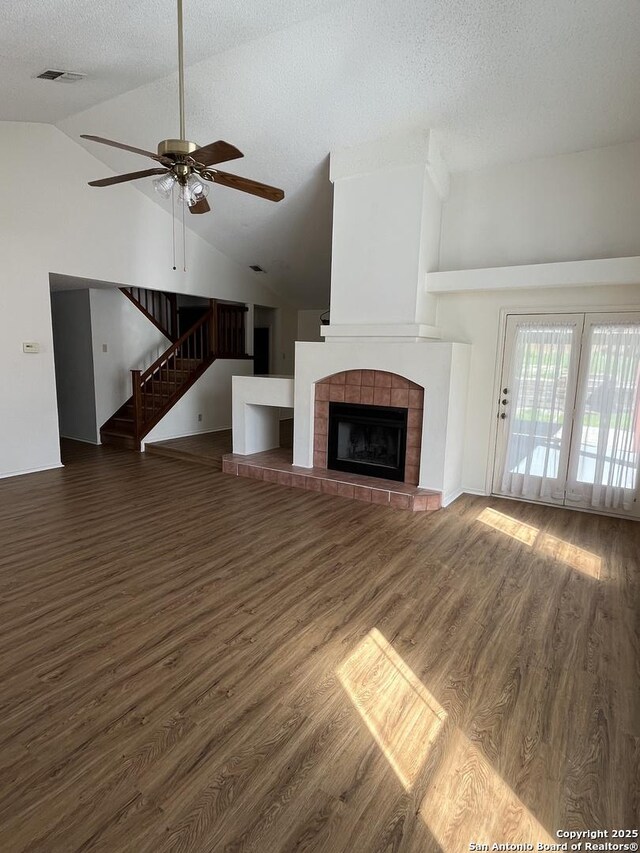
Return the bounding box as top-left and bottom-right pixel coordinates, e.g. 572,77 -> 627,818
81,0 -> 285,214
177,0 -> 186,142
156,0 -> 195,160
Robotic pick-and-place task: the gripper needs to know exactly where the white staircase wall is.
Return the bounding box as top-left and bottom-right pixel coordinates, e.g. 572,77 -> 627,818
143,359 -> 254,444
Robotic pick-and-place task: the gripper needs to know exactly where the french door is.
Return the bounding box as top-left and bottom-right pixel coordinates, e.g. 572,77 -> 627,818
493,312 -> 640,518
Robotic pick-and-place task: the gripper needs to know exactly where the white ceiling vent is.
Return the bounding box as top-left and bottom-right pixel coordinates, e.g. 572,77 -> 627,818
36,69 -> 86,83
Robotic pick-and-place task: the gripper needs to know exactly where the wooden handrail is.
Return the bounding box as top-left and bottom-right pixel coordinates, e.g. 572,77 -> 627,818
120,287 -> 178,341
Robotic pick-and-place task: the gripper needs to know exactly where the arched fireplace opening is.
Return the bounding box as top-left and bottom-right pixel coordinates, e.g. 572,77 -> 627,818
314,370 -> 423,485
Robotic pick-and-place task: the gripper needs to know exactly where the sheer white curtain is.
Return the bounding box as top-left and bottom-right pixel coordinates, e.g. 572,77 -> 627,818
571,322 -> 640,511
501,322 -> 575,501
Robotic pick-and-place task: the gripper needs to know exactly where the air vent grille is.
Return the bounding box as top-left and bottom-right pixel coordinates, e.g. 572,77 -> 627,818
36,69 -> 86,82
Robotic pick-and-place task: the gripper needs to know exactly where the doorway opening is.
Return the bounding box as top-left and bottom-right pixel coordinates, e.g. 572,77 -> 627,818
253,306 -> 277,375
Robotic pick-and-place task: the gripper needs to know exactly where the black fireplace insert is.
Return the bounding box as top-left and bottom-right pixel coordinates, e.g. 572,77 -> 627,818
327,402 -> 408,481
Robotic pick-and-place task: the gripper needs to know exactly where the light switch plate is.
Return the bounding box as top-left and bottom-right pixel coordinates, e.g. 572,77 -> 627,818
23,342 -> 40,353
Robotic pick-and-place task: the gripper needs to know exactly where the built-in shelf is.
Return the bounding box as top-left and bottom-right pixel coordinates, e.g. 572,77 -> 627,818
426,256 -> 640,294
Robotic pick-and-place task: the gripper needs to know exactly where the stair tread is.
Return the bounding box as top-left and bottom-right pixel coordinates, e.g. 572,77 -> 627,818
101,425 -> 135,436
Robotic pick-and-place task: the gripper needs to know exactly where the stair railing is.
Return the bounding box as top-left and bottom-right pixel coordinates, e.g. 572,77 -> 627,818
121,286 -> 178,341
131,305 -> 216,444
216,302 -> 248,357
128,299 -> 250,448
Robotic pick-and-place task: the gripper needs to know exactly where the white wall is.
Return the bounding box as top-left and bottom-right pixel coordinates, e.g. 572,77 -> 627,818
415,172 -> 441,325
297,309 -> 327,343
50,290 -> 97,443
440,140 -> 640,272
0,259 -> 61,479
436,283 -> 640,494
330,164 -> 427,325
144,359 -> 254,443
0,121 -> 290,478
89,288 -> 169,430
275,307 -> 298,373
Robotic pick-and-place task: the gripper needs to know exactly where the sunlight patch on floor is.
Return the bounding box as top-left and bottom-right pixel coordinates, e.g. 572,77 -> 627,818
420,728 -> 555,852
336,627 -> 446,790
536,532 -> 601,578
477,507 -> 601,579
477,507 -> 539,546
338,629 -> 556,853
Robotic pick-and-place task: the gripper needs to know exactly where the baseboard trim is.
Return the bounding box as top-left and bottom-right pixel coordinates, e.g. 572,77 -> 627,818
0,462 -> 64,480
442,488 -> 464,507
60,434 -> 100,445
142,426 -> 232,450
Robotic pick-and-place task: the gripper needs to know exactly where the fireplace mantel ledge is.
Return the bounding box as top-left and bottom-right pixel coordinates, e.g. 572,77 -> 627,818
321,323 -> 441,340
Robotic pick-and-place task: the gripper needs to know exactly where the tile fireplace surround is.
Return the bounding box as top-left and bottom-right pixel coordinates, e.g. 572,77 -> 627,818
223,368 -> 440,511
313,369 -> 423,485
226,340 -> 470,511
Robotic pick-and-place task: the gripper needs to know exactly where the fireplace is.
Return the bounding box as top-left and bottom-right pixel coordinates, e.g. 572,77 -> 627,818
313,370 -> 424,485
328,402 -> 408,481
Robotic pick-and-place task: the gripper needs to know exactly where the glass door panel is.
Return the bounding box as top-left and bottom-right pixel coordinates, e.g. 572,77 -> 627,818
493,314 -> 583,504
566,314 -> 640,517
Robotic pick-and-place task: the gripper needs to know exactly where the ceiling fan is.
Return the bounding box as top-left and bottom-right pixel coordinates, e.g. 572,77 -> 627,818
82,0 -> 284,215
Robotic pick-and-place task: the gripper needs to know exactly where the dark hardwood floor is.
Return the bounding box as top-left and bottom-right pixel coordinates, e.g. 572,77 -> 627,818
0,441 -> 637,852
145,430 -> 233,469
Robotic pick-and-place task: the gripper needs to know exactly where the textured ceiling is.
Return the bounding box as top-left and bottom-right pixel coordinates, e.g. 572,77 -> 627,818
5,0 -> 640,307
0,0 -> 344,122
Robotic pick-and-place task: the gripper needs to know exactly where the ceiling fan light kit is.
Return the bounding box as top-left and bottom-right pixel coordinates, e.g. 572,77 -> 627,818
81,0 -> 284,266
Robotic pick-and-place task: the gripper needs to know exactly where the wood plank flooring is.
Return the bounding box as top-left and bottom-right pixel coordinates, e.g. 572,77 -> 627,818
145,430 -> 233,469
145,420 -> 292,471
0,441 -> 637,852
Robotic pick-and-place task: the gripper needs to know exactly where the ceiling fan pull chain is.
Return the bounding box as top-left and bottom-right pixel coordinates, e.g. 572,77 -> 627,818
182,193 -> 187,272
171,183 -> 177,271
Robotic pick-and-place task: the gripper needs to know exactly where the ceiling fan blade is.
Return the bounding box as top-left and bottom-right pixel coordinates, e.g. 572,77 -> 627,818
191,140 -> 243,166
81,134 -> 170,164
88,168 -> 169,187
210,170 -> 284,202
189,197 -> 211,214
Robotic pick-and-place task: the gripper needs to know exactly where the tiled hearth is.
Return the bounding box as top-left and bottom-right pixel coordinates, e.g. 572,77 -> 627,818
314,369 -> 424,484
221,448 -> 441,512
223,368 -> 439,511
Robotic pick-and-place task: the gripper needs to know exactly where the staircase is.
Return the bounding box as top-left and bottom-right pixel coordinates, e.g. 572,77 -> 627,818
120,286 -> 178,341
100,292 -> 249,450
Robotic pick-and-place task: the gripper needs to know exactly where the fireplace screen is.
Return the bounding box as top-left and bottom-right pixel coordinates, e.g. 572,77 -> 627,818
327,402 -> 408,481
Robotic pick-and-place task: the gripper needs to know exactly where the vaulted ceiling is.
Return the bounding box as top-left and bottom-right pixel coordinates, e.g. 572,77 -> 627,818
3,0 -> 640,307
